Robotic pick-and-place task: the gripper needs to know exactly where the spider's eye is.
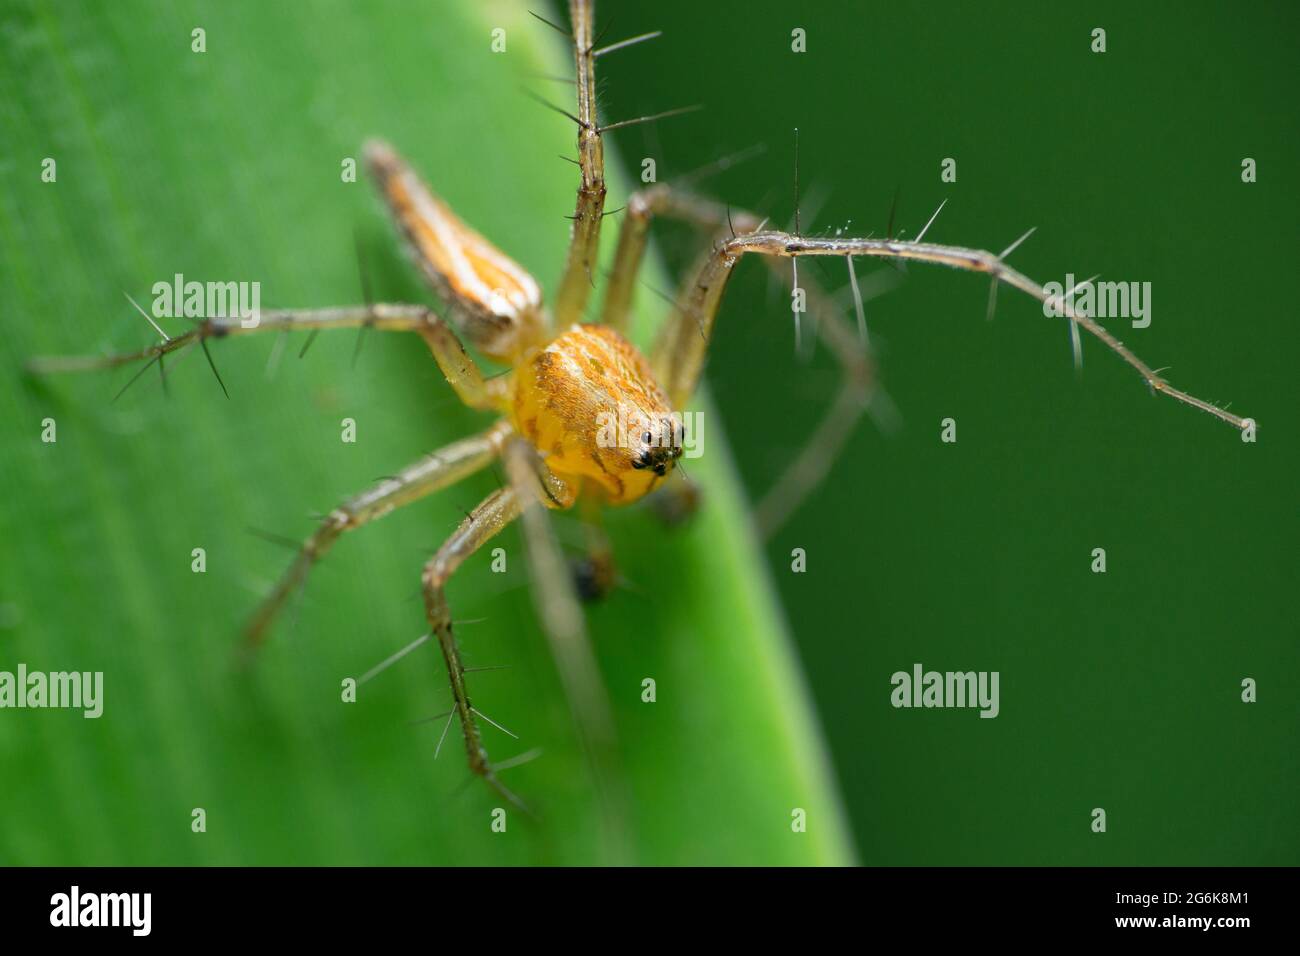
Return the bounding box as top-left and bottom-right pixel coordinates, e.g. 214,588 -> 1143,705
632,451 -> 650,470
654,463 -> 667,476
642,430 -> 653,446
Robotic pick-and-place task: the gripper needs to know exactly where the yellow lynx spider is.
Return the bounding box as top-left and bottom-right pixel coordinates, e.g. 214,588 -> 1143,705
28,0 -> 1251,814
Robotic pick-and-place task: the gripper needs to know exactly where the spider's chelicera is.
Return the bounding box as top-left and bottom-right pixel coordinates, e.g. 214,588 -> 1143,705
29,0 -> 1251,813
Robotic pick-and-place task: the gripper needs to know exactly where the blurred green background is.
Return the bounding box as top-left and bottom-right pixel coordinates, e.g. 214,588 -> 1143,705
596,0 -> 1299,864
1,0 -> 1296,866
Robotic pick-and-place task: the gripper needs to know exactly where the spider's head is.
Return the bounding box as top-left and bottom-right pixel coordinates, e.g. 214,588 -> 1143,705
629,415 -> 685,478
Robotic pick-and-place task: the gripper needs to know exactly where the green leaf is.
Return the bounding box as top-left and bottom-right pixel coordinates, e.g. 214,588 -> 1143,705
0,0 -> 852,864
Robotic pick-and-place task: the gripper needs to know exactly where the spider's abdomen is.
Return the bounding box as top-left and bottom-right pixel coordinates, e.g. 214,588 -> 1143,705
510,324 -> 680,505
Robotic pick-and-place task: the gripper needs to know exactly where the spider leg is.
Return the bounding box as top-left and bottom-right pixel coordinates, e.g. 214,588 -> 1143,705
599,185 -> 740,334
29,304 -> 431,374
721,230 -> 1252,432
502,439 -> 628,858
608,187 -> 1251,533
28,303 -> 507,411
243,419 -> 514,651
420,446 -> 592,813
420,481 -> 531,811
550,0 -> 688,327
552,0 -> 605,327
598,185 -> 876,537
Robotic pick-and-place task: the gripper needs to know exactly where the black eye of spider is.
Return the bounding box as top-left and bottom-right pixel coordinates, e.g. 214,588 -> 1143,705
632,451 -> 650,469
654,463 -> 667,476
642,430 -> 653,445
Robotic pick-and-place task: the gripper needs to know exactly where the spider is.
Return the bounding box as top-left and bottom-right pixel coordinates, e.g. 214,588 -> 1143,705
28,0 -> 1250,816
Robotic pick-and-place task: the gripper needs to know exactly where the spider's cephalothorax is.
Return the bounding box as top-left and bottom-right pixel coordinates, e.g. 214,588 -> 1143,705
369,135 -> 685,507
511,324 -> 682,504
30,0 -> 1248,815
